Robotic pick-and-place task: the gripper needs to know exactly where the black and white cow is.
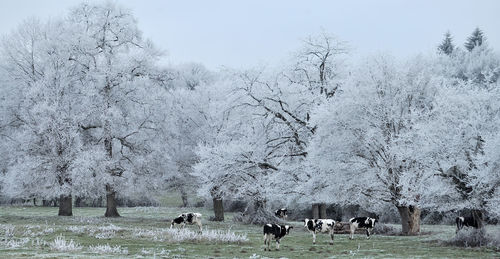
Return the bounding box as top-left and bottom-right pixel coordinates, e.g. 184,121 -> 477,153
349,217 -> 377,239
303,218 -> 337,244
263,223 -> 292,251
170,212 -> 203,232
275,208 -> 288,219
456,216 -> 479,233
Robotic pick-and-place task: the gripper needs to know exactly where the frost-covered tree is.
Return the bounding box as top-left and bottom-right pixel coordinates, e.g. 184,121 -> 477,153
160,64 -> 215,207
0,18 -> 106,215
464,27 -> 485,52
438,31 -> 454,55
189,78 -> 249,220
425,81 -> 500,228
437,42 -> 500,85
305,55 -> 441,234
67,2 -> 165,217
1,2 -> 168,216
290,32 -> 348,98
192,33 -> 349,223
171,63 -> 213,90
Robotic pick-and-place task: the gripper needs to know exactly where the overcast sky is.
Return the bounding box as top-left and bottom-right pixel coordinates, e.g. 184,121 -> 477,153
0,0 -> 499,69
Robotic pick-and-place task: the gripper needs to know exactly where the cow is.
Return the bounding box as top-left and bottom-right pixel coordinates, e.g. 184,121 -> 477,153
275,208 -> 288,219
263,223 -> 292,251
170,212 -> 203,232
349,217 -> 377,239
303,218 -> 336,244
456,216 -> 479,233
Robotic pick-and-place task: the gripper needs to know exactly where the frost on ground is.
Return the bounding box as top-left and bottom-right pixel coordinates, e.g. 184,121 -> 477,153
88,243 -> 128,254
0,224 -> 29,249
49,235 -> 82,252
2,237 -> 30,249
133,227 -> 248,243
441,228 -> 500,248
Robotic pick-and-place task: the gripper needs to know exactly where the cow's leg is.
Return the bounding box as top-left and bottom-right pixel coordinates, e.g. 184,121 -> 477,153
197,222 -> 203,233
330,229 -> 334,244
312,232 -> 316,244
276,238 -> 280,250
263,234 -> 268,250
366,228 -> 372,239
350,224 -> 355,240
456,222 -> 462,233
170,222 -> 174,229
181,223 -> 186,229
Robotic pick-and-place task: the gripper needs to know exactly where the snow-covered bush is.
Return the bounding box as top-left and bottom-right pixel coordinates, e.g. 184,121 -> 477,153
49,235 -> 82,252
2,225 -> 15,238
132,227 -> 248,243
88,243 -> 128,254
66,225 -> 86,234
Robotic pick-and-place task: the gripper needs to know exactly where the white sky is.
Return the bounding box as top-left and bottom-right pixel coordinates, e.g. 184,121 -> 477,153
0,0 -> 499,69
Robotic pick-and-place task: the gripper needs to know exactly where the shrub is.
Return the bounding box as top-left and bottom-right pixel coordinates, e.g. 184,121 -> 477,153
372,224 -> 399,236
49,235 -> 82,252
88,243 -> 128,254
442,228 -> 500,248
132,227 -> 248,243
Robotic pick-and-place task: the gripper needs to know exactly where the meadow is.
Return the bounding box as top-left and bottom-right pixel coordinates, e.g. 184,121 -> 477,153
1,204 -> 499,258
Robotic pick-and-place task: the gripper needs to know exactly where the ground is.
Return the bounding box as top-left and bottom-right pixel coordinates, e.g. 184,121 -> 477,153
0,204 -> 499,258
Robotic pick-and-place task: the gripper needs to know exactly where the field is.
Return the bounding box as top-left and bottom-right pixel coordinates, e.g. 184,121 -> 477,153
1,205 -> 499,258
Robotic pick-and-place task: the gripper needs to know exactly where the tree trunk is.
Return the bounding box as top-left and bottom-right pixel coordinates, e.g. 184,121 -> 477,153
408,205 -> 421,233
397,206 -> 410,235
212,198 -> 224,221
397,205 -> 421,235
75,196 -> 82,207
181,189 -> 189,207
319,203 -> 327,219
312,203 -> 320,219
104,184 -> 120,217
58,195 -> 72,216
472,209 -> 483,229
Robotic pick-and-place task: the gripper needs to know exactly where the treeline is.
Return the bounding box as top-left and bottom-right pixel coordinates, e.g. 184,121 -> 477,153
0,2 -> 499,236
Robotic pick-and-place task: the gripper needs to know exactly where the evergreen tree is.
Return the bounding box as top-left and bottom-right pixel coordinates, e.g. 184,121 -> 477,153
464,27 -> 485,51
438,31 -> 454,55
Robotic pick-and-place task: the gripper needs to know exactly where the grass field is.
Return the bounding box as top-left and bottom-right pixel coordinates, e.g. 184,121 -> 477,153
1,205 -> 499,258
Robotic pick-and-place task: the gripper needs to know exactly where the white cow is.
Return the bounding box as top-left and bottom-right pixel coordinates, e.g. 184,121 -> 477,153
304,218 -> 336,244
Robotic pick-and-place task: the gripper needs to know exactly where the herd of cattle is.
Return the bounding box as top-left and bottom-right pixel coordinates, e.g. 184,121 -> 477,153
170,209 -> 479,251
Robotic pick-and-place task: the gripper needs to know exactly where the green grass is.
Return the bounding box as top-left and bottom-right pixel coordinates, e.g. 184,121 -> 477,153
0,206 -> 499,258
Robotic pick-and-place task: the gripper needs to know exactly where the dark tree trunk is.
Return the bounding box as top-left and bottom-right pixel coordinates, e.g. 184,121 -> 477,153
104,184 -> 120,217
58,195 -> 72,216
212,198 -> 224,221
92,196 -> 103,207
181,189 -> 189,207
319,203 -> 327,219
75,196 -> 83,207
397,205 -> 421,235
397,206 -> 410,235
472,209 -> 483,228
312,203 -> 320,219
